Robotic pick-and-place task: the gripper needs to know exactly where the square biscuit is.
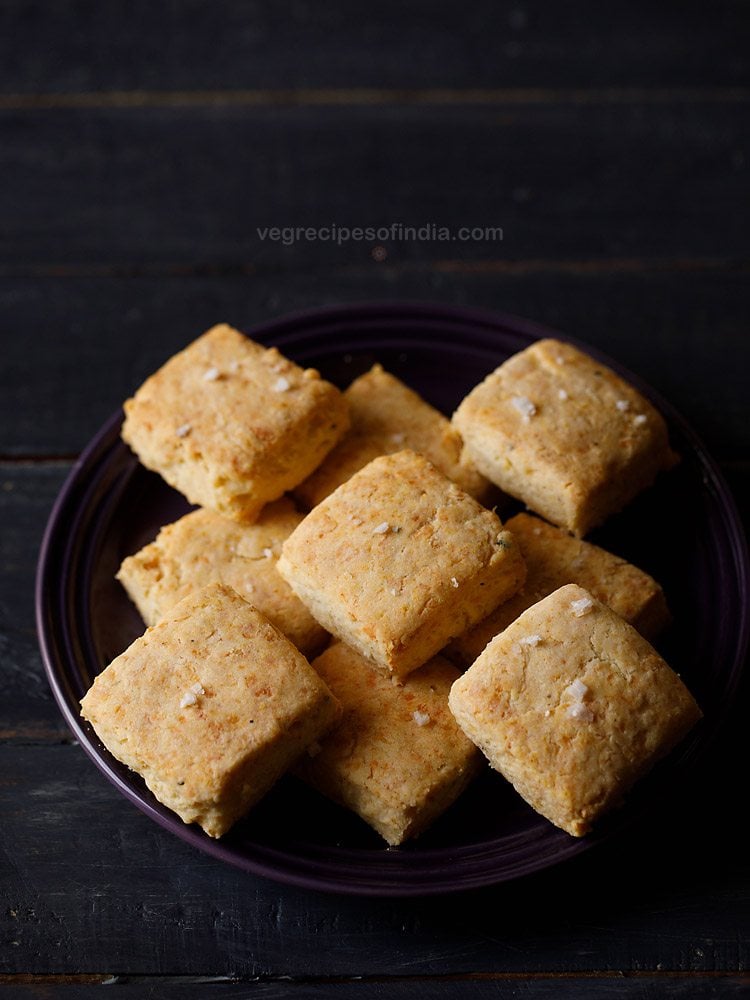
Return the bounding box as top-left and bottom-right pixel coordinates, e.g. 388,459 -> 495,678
446,512 -> 670,668
80,583 -> 340,838
277,450 -> 526,679
453,339 -> 676,536
449,584 -> 702,836
122,324 -> 350,522
116,498 -> 328,656
297,643 -> 482,845
295,364 -> 491,508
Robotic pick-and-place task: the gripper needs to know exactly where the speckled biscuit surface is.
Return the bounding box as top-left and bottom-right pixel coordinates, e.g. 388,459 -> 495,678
447,513 -> 670,667
453,339 -> 676,536
116,499 -> 327,656
297,643 -> 482,845
295,364 -> 490,508
449,584 -> 702,837
80,583 -> 340,838
121,324 -> 350,522
277,450 -> 526,679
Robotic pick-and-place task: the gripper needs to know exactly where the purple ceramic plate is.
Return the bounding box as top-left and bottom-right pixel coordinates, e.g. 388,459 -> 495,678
36,302 -> 748,896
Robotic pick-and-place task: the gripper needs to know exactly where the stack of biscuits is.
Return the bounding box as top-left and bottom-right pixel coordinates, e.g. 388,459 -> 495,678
80,323 -> 701,845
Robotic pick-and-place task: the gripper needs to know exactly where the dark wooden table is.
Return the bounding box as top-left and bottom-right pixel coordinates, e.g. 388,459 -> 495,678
1,3 -> 748,997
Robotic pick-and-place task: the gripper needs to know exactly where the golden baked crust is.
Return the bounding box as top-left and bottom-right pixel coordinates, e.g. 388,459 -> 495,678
446,512 -> 670,667
295,364 -> 490,508
297,643 -> 482,845
453,339 -> 676,536
80,583 -> 340,838
121,324 -> 350,522
116,499 -> 327,656
449,584 -> 702,837
277,450 -> 526,679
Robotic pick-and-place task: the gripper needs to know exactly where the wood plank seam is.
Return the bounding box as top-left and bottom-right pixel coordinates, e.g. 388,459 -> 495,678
0,87 -> 749,110
0,259 -> 748,281
0,971 -> 746,983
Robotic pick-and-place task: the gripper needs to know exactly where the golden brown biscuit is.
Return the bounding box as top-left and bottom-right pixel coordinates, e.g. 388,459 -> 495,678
80,583 -> 340,838
277,450 -> 526,679
122,324 -> 350,522
449,584 -> 701,837
453,339 -> 676,536
116,499 -> 327,656
446,512 -> 670,667
295,364 -> 490,508
297,643 -> 482,845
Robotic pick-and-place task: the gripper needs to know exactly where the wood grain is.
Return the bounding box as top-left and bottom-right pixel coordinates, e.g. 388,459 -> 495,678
0,102 -> 747,269
1,742 -> 747,977
0,1 -> 748,92
0,464 -> 71,742
0,974 -> 748,998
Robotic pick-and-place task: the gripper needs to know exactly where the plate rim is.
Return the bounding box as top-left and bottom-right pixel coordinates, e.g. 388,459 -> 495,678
35,300 -> 750,896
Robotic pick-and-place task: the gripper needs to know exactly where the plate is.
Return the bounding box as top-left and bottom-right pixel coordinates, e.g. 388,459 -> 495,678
36,301 -> 749,896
